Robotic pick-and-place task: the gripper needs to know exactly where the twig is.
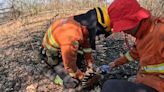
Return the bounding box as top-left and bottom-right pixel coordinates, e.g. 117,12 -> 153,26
30,43 -> 35,50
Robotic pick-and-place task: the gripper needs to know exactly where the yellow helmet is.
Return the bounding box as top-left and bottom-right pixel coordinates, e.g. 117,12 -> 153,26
95,6 -> 110,32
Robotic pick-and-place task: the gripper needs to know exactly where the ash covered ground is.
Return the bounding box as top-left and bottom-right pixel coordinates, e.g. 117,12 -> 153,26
0,16 -> 138,92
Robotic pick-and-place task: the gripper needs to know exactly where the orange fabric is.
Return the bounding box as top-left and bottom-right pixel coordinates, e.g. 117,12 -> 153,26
114,56 -> 128,66
129,47 -> 139,60
131,17 -> 164,92
114,47 -> 139,65
114,17 -> 164,91
42,17 -> 93,80
108,0 -> 150,32
42,19 -> 61,49
134,17 -> 164,92
81,39 -> 93,67
75,69 -> 85,80
84,53 -> 93,68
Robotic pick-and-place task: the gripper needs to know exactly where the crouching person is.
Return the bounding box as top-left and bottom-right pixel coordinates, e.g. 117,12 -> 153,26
40,18 -> 95,91
40,6 -> 111,91
102,0 -> 164,92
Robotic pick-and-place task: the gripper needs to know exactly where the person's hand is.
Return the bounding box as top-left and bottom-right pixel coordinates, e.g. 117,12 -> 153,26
85,67 -> 94,77
86,63 -> 97,75
110,56 -> 128,68
108,62 -> 116,70
87,63 -> 94,70
101,64 -> 110,74
74,69 -> 85,80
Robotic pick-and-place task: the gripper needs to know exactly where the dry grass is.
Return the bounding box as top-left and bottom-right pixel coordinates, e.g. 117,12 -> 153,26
0,9 -> 92,92
0,0 -> 163,91
138,0 -> 164,17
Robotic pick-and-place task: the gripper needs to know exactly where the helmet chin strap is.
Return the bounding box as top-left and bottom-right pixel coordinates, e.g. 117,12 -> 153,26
88,25 -> 112,50
88,29 -> 97,50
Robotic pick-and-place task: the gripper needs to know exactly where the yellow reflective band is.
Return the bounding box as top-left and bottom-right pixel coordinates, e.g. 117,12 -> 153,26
124,51 -> 134,62
95,7 -> 110,32
83,48 -> 92,53
54,75 -> 63,86
77,50 -> 84,55
95,7 -> 104,27
69,73 -> 76,77
47,26 -> 59,48
144,63 -> 164,73
72,41 -> 79,46
43,36 -> 58,51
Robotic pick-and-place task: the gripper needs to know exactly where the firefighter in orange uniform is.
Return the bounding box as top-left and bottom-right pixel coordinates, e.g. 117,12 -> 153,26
102,0 -> 164,92
40,6 -> 111,90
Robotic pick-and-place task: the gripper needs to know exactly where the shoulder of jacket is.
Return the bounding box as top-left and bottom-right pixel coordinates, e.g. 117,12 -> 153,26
152,17 -> 164,24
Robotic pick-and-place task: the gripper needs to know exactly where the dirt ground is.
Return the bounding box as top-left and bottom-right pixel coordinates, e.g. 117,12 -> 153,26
0,10 -> 138,92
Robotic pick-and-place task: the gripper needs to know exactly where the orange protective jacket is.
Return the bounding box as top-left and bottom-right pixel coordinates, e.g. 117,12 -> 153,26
42,17 -> 93,80
115,17 -> 164,92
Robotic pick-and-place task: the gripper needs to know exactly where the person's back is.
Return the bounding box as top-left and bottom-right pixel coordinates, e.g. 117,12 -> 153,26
50,18 -> 85,48
102,0 -> 164,91
40,7 -> 111,90
40,6 -> 112,91
135,17 -> 164,91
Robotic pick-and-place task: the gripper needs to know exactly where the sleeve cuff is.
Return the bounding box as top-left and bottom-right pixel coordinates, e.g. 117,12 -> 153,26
124,51 -> 134,62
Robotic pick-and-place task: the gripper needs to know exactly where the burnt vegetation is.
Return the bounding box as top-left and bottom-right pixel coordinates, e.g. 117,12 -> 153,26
0,0 -> 163,91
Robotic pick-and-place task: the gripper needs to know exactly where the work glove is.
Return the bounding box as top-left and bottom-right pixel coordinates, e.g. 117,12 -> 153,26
97,64 -> 110,74
85,67 -> 94,75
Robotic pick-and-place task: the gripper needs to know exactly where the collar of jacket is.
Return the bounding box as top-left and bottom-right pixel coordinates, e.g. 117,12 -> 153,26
81,26 -> 89,40
135,17 -> 153,40
69,16 -> 89,38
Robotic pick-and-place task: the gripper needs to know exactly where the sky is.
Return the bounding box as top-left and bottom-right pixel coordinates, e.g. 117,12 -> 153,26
0,0 -> 8,8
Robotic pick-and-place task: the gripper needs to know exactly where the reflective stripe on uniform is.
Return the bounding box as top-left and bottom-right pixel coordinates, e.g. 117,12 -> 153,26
54,75 -> 63,86
69,72 -> 76,77
47,26 -> 60,48
143,63 -> 164,73
77,50 -> 84,55
95,7 -> 110,32
43,36 -> 58,51
72,41 -> 84,55
72,41 -> 79,47
124,51 -> 134,62
83,48 -> 92,53
43,19 -> 68,51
